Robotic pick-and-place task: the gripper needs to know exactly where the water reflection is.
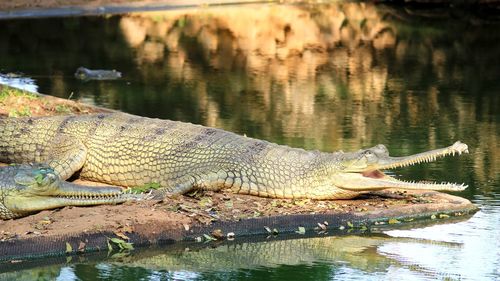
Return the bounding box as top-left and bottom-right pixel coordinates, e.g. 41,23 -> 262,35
0,234 -> 469,281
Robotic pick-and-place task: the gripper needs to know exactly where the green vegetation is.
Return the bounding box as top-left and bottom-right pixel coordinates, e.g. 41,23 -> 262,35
54,104 -> 72,114
0,86 -> 38,117
0,85 -> 37,102
0,84 -> 100,117
128,182 -> 161,193
7,106 -> 32,117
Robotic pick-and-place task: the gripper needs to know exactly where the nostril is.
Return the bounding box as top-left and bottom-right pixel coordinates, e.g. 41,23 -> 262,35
376,144 -> 387,150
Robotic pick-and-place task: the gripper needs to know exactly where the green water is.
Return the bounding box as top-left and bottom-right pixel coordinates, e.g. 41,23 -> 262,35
0,3 -> 499,280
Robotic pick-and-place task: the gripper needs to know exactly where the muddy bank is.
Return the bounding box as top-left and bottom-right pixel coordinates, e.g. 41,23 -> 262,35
0,187 -> 477,242
0,0 -> 162,11
0,0 -> 264,19
0,186 -> 477,261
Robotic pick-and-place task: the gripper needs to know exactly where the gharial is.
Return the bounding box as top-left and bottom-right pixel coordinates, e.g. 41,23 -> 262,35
0,113 -> 469,203
0,163 -> 140,219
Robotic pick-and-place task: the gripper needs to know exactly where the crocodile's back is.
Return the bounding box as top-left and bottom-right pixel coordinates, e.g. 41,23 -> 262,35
76,113 -> 263,187
1,113 -> 294,190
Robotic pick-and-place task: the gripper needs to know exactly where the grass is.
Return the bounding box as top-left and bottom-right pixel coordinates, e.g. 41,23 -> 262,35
0,84 -> 101,117
0,85 -> 38,117
0,85 -> 37,102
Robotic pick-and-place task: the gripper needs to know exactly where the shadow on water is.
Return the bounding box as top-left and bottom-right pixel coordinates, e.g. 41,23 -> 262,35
0,2 -> 499,280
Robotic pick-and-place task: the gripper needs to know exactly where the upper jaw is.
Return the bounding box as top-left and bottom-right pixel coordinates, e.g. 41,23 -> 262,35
367,141 -> 469,171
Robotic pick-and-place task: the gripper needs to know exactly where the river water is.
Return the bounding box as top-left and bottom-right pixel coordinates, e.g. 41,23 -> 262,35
0,3 -> 499,280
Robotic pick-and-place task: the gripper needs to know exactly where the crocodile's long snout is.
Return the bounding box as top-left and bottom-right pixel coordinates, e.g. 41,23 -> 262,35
336,141 -> 469,192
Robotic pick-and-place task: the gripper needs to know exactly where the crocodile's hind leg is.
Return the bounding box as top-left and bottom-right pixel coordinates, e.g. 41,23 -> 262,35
42,135 -> 88,180
156,176 -> 197,197
153,172 -> 227,198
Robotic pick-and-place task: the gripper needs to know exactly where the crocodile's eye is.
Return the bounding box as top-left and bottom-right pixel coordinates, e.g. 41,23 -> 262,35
363,150 -> 378,162
30,169 -> 58,188
42,172 -> 57,185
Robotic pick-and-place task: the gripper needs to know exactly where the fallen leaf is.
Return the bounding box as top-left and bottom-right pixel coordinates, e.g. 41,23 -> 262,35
296,227 -> 306,235
203,234 -> 217,241
113,231 -> 129,240
211,229 -> 224,239
65,242 -> 73,253
388,219 -> 401,224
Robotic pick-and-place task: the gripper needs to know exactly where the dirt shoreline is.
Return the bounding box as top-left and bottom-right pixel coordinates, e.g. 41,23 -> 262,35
0,0 -> 148,11
0,85 -> 478,260
0,0 -> 264,16
0,0 -> 500,11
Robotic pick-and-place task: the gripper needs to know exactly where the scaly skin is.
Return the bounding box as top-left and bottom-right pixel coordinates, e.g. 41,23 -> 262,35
0,164 -> 136,219
0,113 -> 469,200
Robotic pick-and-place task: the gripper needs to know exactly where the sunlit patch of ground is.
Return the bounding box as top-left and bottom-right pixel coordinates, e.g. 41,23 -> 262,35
0,85 -> 105,117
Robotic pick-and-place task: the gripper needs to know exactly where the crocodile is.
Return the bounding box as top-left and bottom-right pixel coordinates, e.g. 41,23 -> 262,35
0,164 -> 136,219
0,113 -> 469,200
74,67 -> 122,81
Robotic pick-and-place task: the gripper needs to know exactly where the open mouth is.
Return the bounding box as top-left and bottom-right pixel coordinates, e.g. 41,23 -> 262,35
345,141 -> 470,192
362,170 -> 386,179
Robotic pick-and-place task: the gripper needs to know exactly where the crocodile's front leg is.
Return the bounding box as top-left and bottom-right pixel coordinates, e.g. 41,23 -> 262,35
45,135 -> 88,180
0,129 -> 87,180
